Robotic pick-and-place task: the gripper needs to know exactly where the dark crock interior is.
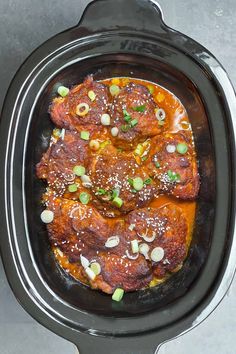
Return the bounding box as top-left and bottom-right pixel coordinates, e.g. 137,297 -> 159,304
25,54 -> 215,316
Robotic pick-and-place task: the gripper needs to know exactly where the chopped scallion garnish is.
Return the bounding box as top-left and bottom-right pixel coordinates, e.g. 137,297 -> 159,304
130,119 -> 138,127
96,188 -> 107,195
144,178 -> 152,185
155,161 -> 161,168
57,86 -> 69,97
79,192 -> 90,204
123,109 -> 131,121
88,90 -> 96,101
73,165 -> 86,177
132,104 -> 146,112
112,288 -> 124,302
111,189 -> 120,199
68,184 -> 78,193
121,124 -> 130,133
133,177 -> 144,191
80,131 -> 90,141
131,240 -> 139,253
167,170 -> 181,183
110,84 -> 120,96
176,143 -> 188,154
113,197 -> 123,208
127,178 -> 133,186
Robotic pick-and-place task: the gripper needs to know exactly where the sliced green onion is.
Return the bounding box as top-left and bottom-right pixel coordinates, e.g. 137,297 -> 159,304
68,184 -> 78,193
127,178 -> 133,186
80,131 -> 90,140
141,156 -> 147,161
130,119 -> 138,127
176,143 -> 188,155
40,210 -> 54,224
133,177 -> 144,191
105,236 -> 120,248
167,170 -> 181,183
113,197 -> 123,208
101,113 -> 111,126
57,86 -> 69,97
73,165 -> 85,177
111,127 -> 119,137
131,240 -> 139,253
53,128 -> 61,137
79,192 -> 90,204
89,139 -> 100,151
60,128 -> 65,140
85,267 -> 96,280
131,189 -> 137,193
90,262 -> 101,275
123,109 -> 131,121
97,188 -> 107,195
148,85 -> 154,94
76,103 -> 90,116
121,124 -> 130,133
132,104 -> 146,112
134,144 -> 144,156
166,144 -> 176,153
81,175 -> 92,188
80,255 -> 90,269
88,90 -> 96,101
139,243 -> 150,258
109,84 -> 120,96
129,224 -> 135,231
111,189 -> 120,199
124,115 -> 132,122
112,288 -> 124,302
155,108 -> 166,121
144,178 -> 152,185
155,161 -> 161,168
151,247 -> 165,262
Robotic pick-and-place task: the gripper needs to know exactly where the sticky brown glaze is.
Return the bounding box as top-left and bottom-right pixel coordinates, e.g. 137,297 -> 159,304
38,76 -> 200,294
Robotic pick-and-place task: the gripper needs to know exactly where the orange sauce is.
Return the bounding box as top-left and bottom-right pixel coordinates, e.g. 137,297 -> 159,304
53,77 -> 197,288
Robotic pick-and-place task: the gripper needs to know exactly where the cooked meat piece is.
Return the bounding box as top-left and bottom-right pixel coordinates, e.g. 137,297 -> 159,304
45,195 -> 153,292
36,130 -> 91,195
145,132 -> 200,199
127,204 -> 188,278
89,144 -> 157,214
50,76 -> 110,129
89,253 -> 152,293
46,196 -> 112,259
109,82 -> 166,149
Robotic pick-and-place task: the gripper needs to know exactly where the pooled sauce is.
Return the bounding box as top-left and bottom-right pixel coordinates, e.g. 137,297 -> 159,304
37,76 -> 199,296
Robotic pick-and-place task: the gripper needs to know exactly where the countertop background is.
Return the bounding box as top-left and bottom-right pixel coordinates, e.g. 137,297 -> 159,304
0,1 -> 235,353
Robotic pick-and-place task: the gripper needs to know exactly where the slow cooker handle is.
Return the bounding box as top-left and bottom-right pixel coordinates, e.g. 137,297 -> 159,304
73,328 -> 176,354
75,335 -> 164,354
77,0 -> 166,36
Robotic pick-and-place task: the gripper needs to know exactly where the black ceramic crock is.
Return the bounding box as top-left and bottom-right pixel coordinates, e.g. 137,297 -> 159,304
0,0 -> 236,353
